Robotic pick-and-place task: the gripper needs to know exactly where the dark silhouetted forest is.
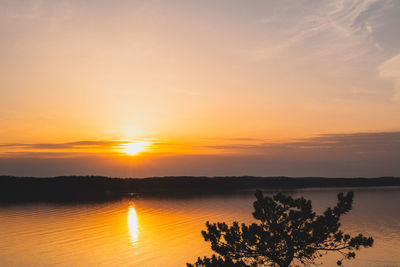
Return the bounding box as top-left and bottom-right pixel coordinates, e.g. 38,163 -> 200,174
1,176 -> 399,203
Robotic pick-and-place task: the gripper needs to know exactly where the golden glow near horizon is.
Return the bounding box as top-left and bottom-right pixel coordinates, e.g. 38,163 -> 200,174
128,206 -> 139,244
122,141 -> 150,156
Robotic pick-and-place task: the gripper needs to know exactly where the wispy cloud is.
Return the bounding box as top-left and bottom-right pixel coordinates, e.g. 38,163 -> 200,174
204,131 -> 400,154
0,140 -> 122,149
379,53 -> 400,100
252,0 -> 388,59
245,0 -> 400,101
0,140 -> 138,157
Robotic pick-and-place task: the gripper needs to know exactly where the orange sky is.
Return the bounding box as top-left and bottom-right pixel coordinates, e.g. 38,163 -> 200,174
1,0 -> 400,177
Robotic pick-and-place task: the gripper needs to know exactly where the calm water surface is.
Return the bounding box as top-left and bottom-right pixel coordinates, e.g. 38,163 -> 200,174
1,187 -> 399,267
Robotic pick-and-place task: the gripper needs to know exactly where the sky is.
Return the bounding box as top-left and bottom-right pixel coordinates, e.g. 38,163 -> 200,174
1,0 -> 400,177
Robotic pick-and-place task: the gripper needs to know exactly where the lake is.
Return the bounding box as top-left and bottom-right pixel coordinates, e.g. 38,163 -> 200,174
1,187 -> 399,266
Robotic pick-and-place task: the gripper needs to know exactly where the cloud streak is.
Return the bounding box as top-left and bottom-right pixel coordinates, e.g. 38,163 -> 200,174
204,131 -> 400,154
0,140 -> 123,150
2,132 -> 400,155
0,140 -> 142,157
1,132 -> 399,177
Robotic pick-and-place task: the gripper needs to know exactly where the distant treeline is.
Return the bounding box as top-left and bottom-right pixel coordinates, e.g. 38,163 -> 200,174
1,176 -> 400,203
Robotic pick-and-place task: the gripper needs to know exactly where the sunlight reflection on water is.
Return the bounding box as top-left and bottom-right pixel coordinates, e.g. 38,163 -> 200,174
128,206 -> 139,244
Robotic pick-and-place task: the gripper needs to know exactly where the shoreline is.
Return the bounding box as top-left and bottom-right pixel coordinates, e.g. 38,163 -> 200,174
1,176 -> 400,203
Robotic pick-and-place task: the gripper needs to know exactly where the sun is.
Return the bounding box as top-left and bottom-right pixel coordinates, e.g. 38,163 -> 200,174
123,141 -> 149,155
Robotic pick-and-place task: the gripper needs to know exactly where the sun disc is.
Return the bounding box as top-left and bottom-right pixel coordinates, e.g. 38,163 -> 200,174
123,141 -> 149,155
